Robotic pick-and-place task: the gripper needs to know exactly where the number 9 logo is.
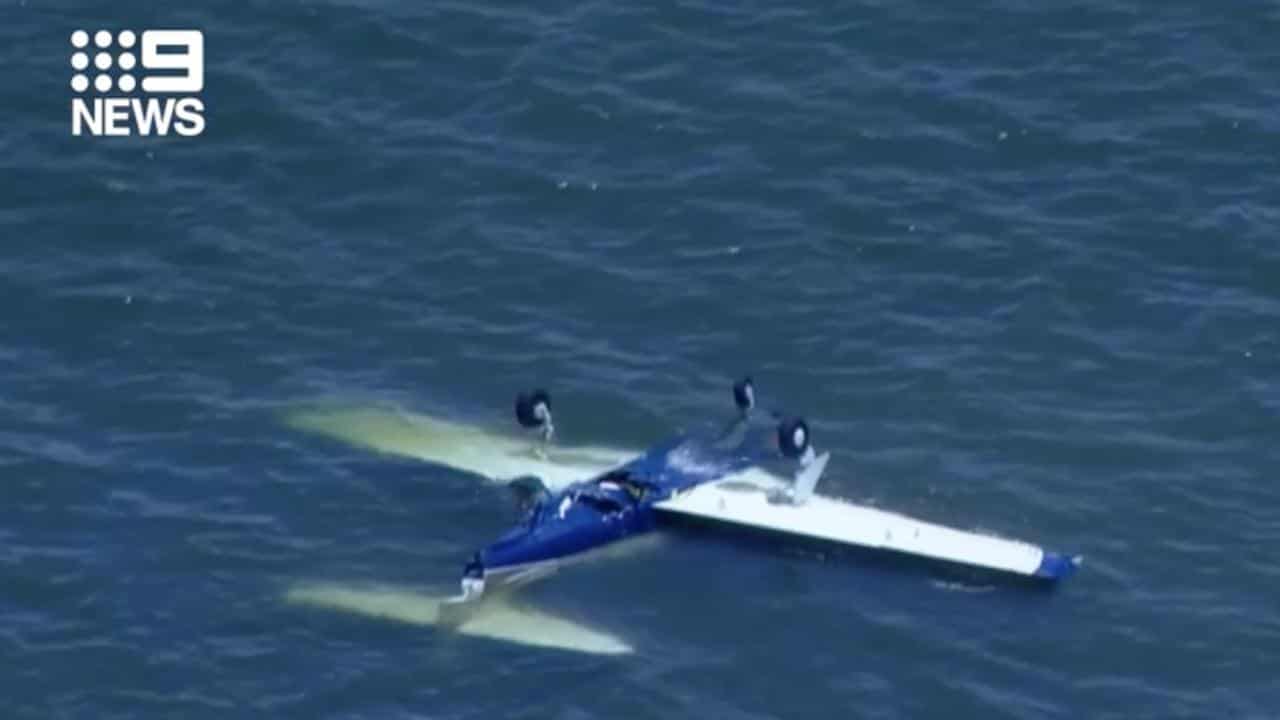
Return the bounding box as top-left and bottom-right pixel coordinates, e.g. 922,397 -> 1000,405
140,30 -> 203,93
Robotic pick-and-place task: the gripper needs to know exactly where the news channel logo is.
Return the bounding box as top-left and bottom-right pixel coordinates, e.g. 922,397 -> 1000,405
70,29 -> 205,137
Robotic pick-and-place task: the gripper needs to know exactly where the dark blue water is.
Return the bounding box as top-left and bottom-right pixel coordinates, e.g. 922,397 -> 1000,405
3,1 -> 1279,717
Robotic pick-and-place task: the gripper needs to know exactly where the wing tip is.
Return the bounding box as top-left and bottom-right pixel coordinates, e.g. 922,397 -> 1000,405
1034,551 -> 1083,581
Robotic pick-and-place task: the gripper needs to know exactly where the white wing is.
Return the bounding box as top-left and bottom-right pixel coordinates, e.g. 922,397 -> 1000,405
654,467 -> 1049,578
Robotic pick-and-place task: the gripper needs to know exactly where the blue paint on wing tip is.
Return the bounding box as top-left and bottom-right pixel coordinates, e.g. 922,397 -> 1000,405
1034,552 -> 1083,581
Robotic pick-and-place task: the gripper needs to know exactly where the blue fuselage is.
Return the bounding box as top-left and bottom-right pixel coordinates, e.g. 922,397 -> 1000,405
464,429 -> 766,586
469,480 -> 660,583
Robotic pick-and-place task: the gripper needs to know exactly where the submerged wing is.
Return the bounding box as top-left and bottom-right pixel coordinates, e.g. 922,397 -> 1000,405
285,405 -> 634,490
654,468 -> 1078,581
285,582 -> 631,655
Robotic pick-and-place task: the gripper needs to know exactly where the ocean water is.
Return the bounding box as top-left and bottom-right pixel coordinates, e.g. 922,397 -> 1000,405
2,0 -> 1279,717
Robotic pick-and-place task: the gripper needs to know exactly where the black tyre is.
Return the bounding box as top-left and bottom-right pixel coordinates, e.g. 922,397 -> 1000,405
515,389 -> 551,429
777,417 -> 810,459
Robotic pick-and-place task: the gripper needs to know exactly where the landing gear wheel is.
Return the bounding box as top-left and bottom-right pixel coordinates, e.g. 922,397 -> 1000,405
733,377 -> 755,415
777,417 -> 810,460
515,390 -> 552,429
